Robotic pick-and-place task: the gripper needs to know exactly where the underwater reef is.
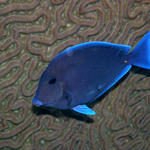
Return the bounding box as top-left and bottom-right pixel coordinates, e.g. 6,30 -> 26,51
0,0 -> 150,150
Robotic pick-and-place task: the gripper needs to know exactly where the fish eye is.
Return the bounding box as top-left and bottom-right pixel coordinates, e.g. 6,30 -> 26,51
48,78 -> 56,84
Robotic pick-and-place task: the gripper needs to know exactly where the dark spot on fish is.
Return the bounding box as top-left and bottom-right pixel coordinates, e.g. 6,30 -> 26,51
65,94 -> 71,105
48,78 -> 56,84
63,90 -> 72,106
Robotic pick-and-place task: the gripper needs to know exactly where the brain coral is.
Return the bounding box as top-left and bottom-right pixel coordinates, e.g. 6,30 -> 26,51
0,0 -> 150,150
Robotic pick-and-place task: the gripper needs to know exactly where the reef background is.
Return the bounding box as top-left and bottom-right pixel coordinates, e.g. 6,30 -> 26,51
0,0 -> 150,150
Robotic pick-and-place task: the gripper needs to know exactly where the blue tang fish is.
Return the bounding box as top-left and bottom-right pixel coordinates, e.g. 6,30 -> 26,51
32,31 -> 150,115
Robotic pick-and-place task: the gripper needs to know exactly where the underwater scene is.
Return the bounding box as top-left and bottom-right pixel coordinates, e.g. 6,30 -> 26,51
0,0 -> 150,150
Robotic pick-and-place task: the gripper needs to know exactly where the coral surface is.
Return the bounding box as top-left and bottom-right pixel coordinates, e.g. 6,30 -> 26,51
0,0 -> 150,150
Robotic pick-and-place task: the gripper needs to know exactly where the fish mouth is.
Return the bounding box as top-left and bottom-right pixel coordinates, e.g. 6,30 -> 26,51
32,97 -> 43,106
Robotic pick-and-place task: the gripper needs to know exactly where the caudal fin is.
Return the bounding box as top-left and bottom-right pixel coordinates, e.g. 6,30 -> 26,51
127,31 -> 150,69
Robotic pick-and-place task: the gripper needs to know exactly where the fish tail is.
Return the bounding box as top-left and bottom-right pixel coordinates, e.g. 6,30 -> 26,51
126,31 -> 150,69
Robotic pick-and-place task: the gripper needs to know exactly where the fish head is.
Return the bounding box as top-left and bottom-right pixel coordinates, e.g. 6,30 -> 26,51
32,60 -> 71,109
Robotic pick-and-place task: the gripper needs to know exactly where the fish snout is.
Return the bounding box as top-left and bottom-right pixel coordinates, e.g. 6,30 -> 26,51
32,97 -> 43,106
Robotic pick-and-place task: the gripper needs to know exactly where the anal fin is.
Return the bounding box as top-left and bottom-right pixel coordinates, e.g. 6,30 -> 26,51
72,105 -> 96,115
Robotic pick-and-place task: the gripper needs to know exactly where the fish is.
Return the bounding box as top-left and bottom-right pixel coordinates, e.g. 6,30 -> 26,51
32,31 -> 150,115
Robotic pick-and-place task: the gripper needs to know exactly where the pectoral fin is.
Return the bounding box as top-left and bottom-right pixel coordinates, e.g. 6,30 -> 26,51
72,105 -> 96,115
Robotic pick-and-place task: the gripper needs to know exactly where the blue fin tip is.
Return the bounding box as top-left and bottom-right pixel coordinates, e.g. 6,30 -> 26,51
32,97 -> 43,106
72,105 -> 96,115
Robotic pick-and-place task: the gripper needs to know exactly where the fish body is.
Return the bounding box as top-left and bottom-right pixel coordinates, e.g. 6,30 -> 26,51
33,31 -> 150,115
